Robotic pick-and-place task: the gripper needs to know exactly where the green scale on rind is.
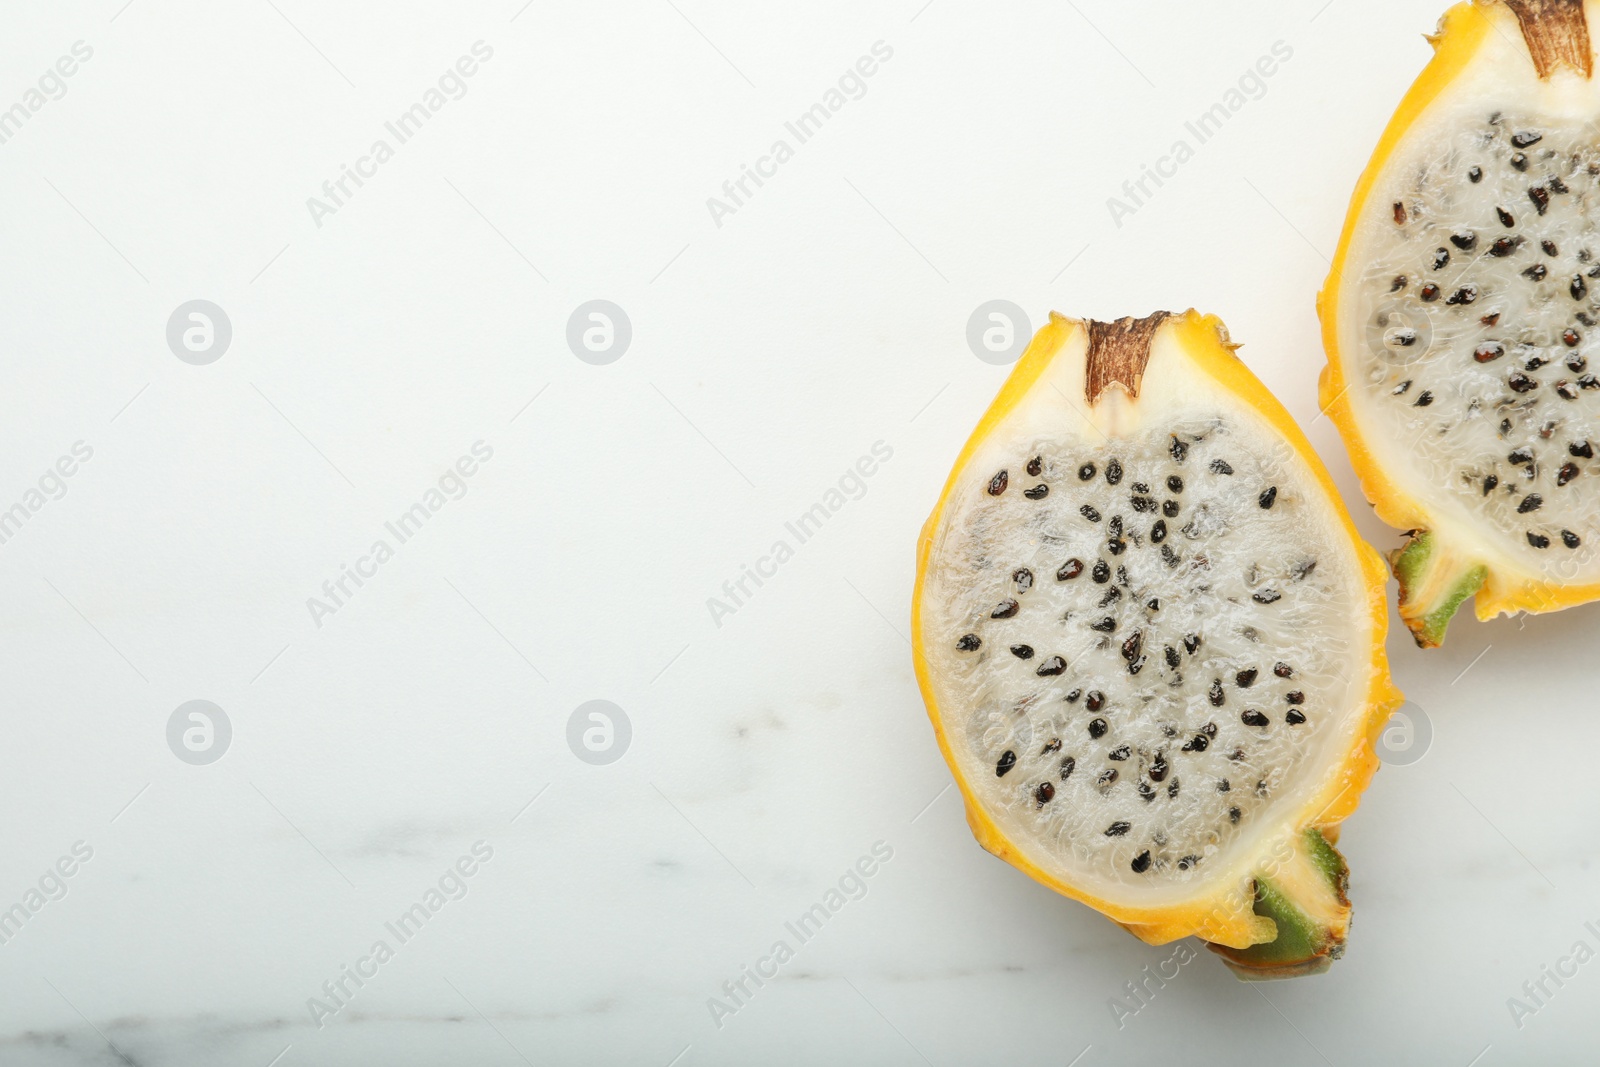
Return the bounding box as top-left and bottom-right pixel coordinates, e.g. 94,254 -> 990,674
1390,530 -> 1488,648
1207,829 -> 1351,981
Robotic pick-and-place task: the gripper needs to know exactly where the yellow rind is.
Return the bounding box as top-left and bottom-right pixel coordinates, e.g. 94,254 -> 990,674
912,310 -> 1402,951
1319,0 -> 1600,624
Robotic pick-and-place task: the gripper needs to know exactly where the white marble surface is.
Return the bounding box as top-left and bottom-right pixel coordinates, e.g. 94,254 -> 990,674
1,0 -> 1596,1063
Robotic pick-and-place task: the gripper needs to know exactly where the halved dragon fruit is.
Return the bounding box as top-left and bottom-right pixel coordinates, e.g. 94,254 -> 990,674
1323,0 -> 1600,644
913,310 -> 1401,978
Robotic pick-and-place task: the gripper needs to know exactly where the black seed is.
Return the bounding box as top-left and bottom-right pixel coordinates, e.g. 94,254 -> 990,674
1086,691 -> 1105,712
1209,680 -> 1225,707
1552,175 -> 1570,194
1489,236 -> 1522,256
1526,353 -> 1549,370
1057,558 -> 1084,581
1217,778 -> 1230,792
1512,152 -> 1529,171
1558,380 -> 1579,400
1508,446 -> 1534,465
1078,462 -> 1095,480
1421,282 -> 1441,301
1286,691 -> 1305,705
1584,374 -> 1600,389
1259,486 -> 1278,508
1130,495 -> 1157,513
1446,286 -> 1478,306
1036,655 -> 1066,676
1432,247 -> 1451,270
1497,207 -> 1516,227
1182,733 -> 1209,753
1563,530 -> 1582,548
1162,500 -> 1180,518
1080,504 -> 1102,522
1286,708 -> 1307,725
1517,494 -> 1543,514
1565,329 -> 1582,347
1177,854 -> 1200,870
1210,458 -> 1234,475
1544,239 -> 1561,256
1528,531 -> 1551,548
996,750 -> 1016,776
1572,440 -> 1594,458
991,598 -> 1019,618
1133,482 -> 1149,493
1469,165 -> 1483,183
1184,633 -> 1201,654
1060,756 -> 1076,779
1090,616 -> 1116,633
1151,519 -> 1167,544
1523,264 -> 1547,281
1131,851 -> 1152,873
1575,275 -> 1590,301
1146,598 -> 1159,612
1256,781 -> 1269,797
1098,768 -> 1118,788
1252,589 -> 1282,604
1121,631 -> 1143,662
1558,462 -> 1580,486
1530,185 -> 1551,216
1043,738 -> 1062,753
1024,484 -> 1049,500
1109,746 -> 1130,761
1088,717 -> 1108,739
1106,459 -> 1123,485
1088,562 -> 1109,586
1509,372 -> 1539,393
956,633 -> 981,651
1148,754 -> 1168,782
1010,643 -> 1035,659
1105,821 -> 1131,837
1291,559 -> 1318,580
1451,231 -> 1478,251
1482,312 -> 1502,326
1512,130 -> 1542,148
1066,689 -> 1081,703
1165,645 -> 1180,668
1236,668 -> 1259,688
1393,201 -> 1407,224
1013,568 -> 1034,594
1128,656 -> 1146,676
1483,474 -> 1499,495
1228,806 -> 1242,824
1167,475 -> 1184,493
1170,437 -> 1189,462
1034,782 -> 1055,805
1169,781 -> 1182,801
987,470 -> 1008,496
1026,456 -> 1042,477
1108,515 -> 1123,538
1242,709 -> 1269,727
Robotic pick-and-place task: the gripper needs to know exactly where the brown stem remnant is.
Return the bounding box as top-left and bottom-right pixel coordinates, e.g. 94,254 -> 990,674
1085,312 -> 1170,405
1502,0 -> 1593,79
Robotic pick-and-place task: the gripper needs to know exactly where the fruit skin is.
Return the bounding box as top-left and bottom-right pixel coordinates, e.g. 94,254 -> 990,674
912,310 -> 1403,964
1318,0 -> 1600,643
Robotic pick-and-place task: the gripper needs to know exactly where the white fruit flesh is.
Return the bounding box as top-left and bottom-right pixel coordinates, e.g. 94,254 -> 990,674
1337,14 -> 1600,578
917,329 -> 1373,908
